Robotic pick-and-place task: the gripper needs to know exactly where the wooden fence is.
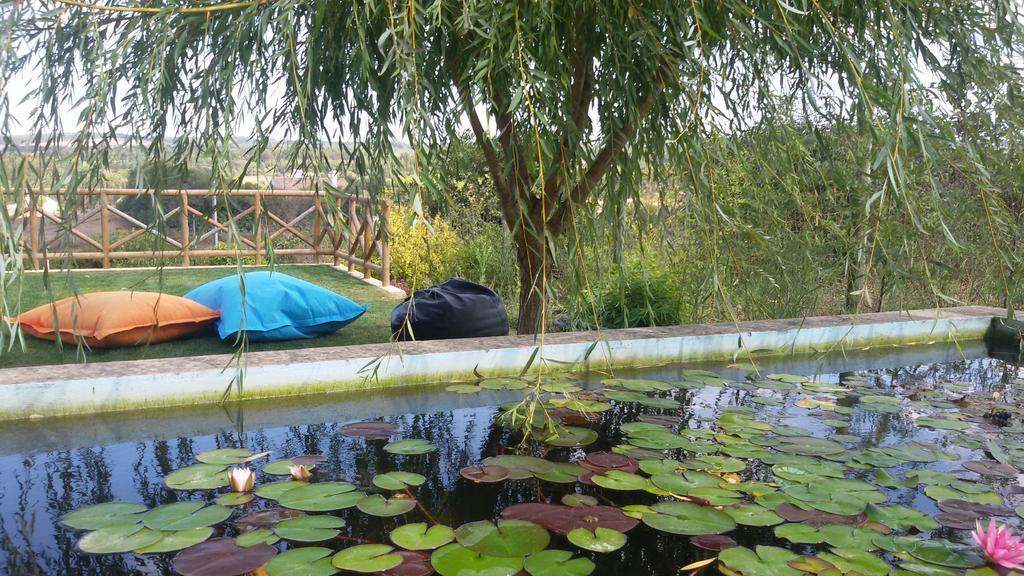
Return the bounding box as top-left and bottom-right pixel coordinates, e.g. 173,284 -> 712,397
21,188 -> 391,287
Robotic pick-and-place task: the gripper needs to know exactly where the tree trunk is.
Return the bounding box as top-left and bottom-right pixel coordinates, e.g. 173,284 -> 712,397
514,211 -> 553,336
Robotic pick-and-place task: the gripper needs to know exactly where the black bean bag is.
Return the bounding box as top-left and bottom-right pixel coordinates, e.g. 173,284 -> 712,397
391,278 -> 509,341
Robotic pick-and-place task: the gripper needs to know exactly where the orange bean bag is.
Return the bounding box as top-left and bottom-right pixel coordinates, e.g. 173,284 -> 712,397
10,291 -> 220,348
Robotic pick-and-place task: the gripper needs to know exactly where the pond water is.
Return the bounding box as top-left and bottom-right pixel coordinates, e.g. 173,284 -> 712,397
1,342 -> 1022,576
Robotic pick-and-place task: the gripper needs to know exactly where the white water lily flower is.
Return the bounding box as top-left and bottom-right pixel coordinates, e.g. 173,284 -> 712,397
228,467 -> 254,493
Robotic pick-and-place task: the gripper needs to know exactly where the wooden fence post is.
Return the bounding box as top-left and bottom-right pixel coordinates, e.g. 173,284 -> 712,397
179,191 -> 190,267
312,192 -> 322,264
381,199 -> 391,287
254,191 -> 263,266
28,198 -> 39,270
100,191 -> 110,268
347,197 -> 357,273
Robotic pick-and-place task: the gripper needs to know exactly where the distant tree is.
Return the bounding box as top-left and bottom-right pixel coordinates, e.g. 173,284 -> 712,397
5,1 -> 1022,332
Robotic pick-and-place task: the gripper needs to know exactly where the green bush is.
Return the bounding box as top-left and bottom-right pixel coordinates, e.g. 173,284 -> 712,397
386,205 -> 459,289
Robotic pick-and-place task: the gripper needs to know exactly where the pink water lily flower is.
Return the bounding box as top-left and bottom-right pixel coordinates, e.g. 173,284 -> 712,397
228,467 -> 255,493
290,464 -> 311,482
974,519 -> 1024,571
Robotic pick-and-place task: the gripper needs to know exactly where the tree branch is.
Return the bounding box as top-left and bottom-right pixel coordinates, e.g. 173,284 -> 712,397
547,75 -> 664,236
541,31 -> 596,215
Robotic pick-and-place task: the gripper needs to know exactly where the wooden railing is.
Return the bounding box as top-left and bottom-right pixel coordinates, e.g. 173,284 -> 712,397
21,188 -> 391,287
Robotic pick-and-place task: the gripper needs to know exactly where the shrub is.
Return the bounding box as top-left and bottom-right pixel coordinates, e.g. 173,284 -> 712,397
386,206 -> 458,289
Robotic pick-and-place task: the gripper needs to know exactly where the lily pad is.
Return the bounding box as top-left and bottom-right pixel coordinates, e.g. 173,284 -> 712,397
430,543 -> 523,576
135,527 -> 214,554
255,481 -> 306,501
236,508 -> 304,531
236,529 -> 280,547
719,545 -> 801,576
724,504 -> 784,526
690,534 -> 737,551
339,421 -> 400,440
523,549 -> 595,576
78,523 -> 163,554
332,544 -> 404,573
265,547 -> 338,576
460,465 -> 510,483
278,482 -> 364,512
62,502 -> 147,530
357,495 -> 417,517
172,537 -> 277,576
274,515 -> 345,542
374,471 -> 428,490
143,502 -> 232,531
591,470 -> 647,491
566,527 -> 626,553
642,501 -> 736,535
446,384 -> 483,394
455,519 -> 550,557
384,439 -> 438,455
539,426 -> 598,448
197,448 -> 256,465
391,523 -> 456,550
501,503 -> 639,535
216,492 -> 254,507
264,459 -> 318,476
164,464 -> 229,490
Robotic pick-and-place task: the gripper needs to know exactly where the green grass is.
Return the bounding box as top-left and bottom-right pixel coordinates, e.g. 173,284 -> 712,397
0,265 -> 402,369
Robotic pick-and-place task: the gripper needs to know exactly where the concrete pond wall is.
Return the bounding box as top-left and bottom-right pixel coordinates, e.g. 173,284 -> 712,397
0,305 -> 1008,421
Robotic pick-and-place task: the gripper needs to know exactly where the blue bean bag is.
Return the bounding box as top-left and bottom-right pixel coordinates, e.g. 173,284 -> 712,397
184,271 -> 368,342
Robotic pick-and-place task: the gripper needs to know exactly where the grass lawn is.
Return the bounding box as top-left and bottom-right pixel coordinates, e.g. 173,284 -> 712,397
0,265 -> 402,369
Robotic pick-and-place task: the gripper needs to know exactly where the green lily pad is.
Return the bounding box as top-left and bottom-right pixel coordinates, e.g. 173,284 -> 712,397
391,523 -> 456,550
62,502 -> 147,530
539,426 -> 598,447
332,544 -> 403,573
430,543 -> 523,576
724,504 -> 784,526
774,523 -> 825,544
265,547 -> 338,576
135,527 -> 214,554
566,527 -> 626,553
523,549 -> 595,576
642,501 -> 736,535
356,494 -> 417,517
446,384 -> 483,394
384,439 -> 438,455
562,494 -> 599,507
478,377 -> 529,390
264,459 -> 317,476
278,482 -> 364,512
164,464 -> 229,490
274,515 -> 345,542
197,448 -> 256,465
216,492 -> 254,507
865,503 -> 940,532
818,548 -> 890,576
907,540 -> 984,568
915,418 -> 969,431
455,519 -> 550,557
591,471 -> 647,491
718,545 -> 801,576
78,523 -> 163,554
256,481 -> 306,501
236,529 -> 280,547
143,502 -> 231,531
373,471 -> 427,491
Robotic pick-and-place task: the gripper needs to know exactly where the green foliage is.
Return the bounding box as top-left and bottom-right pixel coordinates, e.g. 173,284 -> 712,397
387,206 -> 458,290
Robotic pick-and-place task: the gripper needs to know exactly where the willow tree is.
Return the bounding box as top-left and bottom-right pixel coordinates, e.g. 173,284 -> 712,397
3,1 -> 1021,334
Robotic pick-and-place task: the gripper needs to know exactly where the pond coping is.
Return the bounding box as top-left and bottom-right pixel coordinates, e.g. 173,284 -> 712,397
0,305 -> 1008,421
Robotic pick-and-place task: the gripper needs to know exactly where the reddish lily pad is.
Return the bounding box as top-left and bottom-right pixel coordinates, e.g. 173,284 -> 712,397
579,452 -> 639,473
460,466 -> 510,483
774,503 -> 865,527
690,534 -> 737,551
500,503 -> 638,535
381,550 -> 434,576
963,460 -> 1017,478
339,421 -> 399,440
237,508 -> 305,531
172,537 -> 277,576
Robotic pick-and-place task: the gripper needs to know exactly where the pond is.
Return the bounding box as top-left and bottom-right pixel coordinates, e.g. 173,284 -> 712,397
1,342 -> 1022,576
